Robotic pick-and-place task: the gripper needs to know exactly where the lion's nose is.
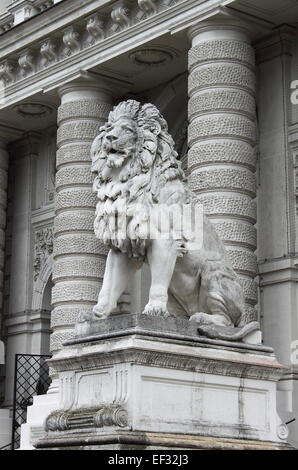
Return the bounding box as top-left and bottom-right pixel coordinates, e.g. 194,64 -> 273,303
106,133 -> 118,142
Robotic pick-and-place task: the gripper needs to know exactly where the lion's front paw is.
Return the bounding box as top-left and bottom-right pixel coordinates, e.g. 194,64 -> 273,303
92,303 -> 110,319
143,301 -> 170,317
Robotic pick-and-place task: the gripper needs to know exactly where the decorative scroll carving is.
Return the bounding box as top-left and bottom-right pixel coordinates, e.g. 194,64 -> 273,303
33,227 -> 54,281
18,50 -> 35,77
138,0 -> 157,14
111,1 -> 130,30
86,14 -> 104,45
0,20 -> 13,35
62,26 -> 81,56
38,1 -> 54,12
45,405 -> 128,432
40,38 -> 58,66
0,60 -> 15,84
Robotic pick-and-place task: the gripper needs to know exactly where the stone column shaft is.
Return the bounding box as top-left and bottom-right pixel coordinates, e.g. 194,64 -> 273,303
188,21 -> 257,323
0,143 -> 8,334
51,80 -> 112,352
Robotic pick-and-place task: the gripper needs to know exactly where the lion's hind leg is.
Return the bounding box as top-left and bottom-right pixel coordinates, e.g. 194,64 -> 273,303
190,292 -> 233,327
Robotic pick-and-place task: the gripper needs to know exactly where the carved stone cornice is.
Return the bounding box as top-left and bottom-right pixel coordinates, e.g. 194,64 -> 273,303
0,0 -> 271,108
48,337 -> 285,382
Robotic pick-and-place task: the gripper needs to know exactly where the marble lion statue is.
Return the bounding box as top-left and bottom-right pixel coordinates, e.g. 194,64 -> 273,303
90,99 -> 246,329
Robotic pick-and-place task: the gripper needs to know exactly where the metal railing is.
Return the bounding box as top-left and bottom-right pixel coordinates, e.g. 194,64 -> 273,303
11,354 -> 51,450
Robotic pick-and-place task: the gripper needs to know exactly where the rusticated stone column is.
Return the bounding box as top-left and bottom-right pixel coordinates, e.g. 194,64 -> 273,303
51,80 -> 112,352
188,21 -> 257,324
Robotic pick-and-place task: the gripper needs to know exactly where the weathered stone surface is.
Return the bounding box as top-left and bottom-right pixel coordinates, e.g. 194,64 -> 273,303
35,321 -> 288,450
58,101 -> 111,123
57,121 -> 103,145
188,26 -> 257,323
188,115 -> 256,145
35,431 -> 293,451
213,220 -> 257,249
0,147 -> 8,345
56,144 -> 92,167
56,165 -> 94,187
52,280 -> 100,304
195,194 -> 257,222
188,140 -> 256,170
54,211 -> 95,234
188,89 -> 256,119
189,40 -> 255,68
51,83 -> 112,356
55,188 -> 97,210
72,313 -> 266,349
52,256 -> 106,281
188,63 -> 256,94
53,233 -> 108,257
189,167 -> 256,196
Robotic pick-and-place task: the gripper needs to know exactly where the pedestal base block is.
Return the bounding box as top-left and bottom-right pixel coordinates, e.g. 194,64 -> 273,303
35,314 -> 290,450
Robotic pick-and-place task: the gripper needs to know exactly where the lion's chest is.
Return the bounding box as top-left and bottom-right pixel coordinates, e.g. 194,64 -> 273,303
94,180 -> 150,260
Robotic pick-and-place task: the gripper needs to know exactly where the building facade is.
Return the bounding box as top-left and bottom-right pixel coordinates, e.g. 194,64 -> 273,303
0,0 -> 297,449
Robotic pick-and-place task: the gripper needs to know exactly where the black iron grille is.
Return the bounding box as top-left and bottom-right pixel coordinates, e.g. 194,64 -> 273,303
11,354 -> 51,450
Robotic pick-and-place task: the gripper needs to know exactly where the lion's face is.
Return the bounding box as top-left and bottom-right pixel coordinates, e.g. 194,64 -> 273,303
102,117 -> 138,168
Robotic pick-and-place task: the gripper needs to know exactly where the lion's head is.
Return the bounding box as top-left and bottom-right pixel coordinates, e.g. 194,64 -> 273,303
91,100 -> 189,259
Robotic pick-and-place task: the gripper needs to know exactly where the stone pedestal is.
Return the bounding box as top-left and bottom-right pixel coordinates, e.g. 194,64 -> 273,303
34,314 -> 290,450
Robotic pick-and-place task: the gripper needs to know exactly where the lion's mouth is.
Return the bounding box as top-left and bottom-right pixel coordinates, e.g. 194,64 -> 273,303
109,148 -> 126,155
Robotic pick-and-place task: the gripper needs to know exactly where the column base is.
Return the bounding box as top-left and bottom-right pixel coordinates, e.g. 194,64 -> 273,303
34,314 -> 290,450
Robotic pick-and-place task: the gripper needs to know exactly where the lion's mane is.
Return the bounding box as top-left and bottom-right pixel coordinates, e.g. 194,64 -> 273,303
91,100 -> 189,260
